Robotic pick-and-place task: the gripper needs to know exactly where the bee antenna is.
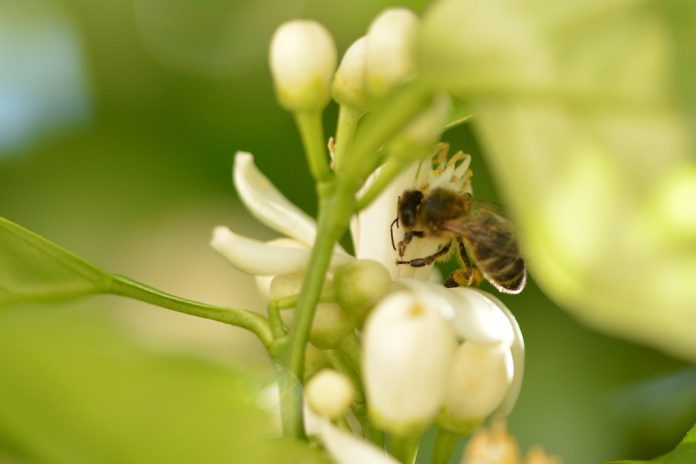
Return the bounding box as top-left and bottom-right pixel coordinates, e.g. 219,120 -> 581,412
390,217 -> 399,251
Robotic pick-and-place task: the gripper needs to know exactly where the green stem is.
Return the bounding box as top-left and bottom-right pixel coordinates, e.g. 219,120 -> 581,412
334,105 -> 363,172
326,348 -> 364,404
276,364 -> 303,439
431,428 -> 459,464
353,403 -> 384,448
267,301 -> 285,338
354,158 -> 404,211
281,190 -> 354,438
390,434 -> 420,464
294,110 -> 332,183
109,275 -> 273,347
343,82 -> 433,183
336,332 -> 361,374
279,82 -> 434,439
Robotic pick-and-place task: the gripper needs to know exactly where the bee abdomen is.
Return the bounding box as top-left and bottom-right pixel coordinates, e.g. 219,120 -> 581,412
467,234 -> 526,294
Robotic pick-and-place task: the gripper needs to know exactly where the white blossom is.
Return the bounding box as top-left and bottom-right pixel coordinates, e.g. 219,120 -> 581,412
363,290 -> 457,436
211,152 -> 354,299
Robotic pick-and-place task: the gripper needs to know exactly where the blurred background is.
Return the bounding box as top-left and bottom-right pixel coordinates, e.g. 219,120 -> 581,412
0,0 -> 694,463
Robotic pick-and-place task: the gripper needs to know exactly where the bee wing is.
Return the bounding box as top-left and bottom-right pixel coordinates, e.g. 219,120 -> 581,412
443,206 -> 526,294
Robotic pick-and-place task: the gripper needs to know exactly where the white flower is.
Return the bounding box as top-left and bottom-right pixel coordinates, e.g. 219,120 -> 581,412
367,280 -> 524,434
269,20 -> 337,111
362,290 -> 457,436
211,152 -> 354,299
214,146 -> 524,443
351,143 -> 473,281
307,407 -> 400,464
355,146 -> 524,432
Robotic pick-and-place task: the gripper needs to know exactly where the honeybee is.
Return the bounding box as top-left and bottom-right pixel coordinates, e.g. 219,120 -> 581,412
392,187 -> 526,294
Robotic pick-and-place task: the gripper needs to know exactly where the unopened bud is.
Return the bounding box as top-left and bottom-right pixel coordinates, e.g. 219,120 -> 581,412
269,271 -> 304,300
365,8 -> 420,97
281,306 -> 354,350
306,369 -> 355,420
333,259 -> 391,327
332,37 -> 371,111
363,290 -> 456,436
305,344 -> 331,381
269,20 -> 337,111
438,342 -> 514,434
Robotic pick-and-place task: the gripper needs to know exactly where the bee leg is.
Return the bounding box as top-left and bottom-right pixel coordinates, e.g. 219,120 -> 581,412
397,230 -> 426,256
444,240 -> 475,287
396,242 -> 451,267
444,269 -> 472,287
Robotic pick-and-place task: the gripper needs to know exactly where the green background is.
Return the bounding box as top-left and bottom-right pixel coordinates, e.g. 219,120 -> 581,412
0,0 -> 694,462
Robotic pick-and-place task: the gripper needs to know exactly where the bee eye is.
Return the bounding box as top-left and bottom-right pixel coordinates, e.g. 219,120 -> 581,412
402,209 -> 414,227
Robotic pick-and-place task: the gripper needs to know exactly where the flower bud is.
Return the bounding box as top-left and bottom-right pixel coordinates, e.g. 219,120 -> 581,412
363,290 -> 456,436
305,369 -> 355,420
271,273 -> 356,349
365,8 -> 420,97
438,342 -> 514,434
333,259 -> 391,327
332,37 -> 371,111
305,343 -> 331,381
387,94 -> 450,160
269,20 -> 337,111
269,271 -> 304,300
294,302 -> 355,349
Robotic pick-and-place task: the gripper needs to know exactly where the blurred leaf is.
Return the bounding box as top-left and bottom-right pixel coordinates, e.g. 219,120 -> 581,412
0,306 -> 329,464
444,99 -> 473,130
609,421 -> 696,463
662,0 -> 696,129
607,368 -> 696,450
419,0 -> 696,360
0,216 -> 112,306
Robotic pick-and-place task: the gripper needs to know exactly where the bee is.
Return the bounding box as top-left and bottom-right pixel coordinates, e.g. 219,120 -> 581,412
392,187 -> 526,294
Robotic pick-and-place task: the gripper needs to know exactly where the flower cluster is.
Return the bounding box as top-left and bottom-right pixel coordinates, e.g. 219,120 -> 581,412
212,6 -> 530,464
213,147 -> 523,460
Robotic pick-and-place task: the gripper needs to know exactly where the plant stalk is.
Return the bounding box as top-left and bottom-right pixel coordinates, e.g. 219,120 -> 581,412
109,275 -> 273,347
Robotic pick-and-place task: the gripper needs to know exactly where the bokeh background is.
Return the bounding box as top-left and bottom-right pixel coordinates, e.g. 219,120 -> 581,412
1,0 -> 695,463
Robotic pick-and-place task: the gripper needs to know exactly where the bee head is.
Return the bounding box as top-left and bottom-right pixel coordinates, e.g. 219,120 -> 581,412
397,190 -> 423,229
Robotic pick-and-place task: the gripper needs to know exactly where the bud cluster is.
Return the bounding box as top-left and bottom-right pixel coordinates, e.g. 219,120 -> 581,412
362,285 -> 520,437
269,8 -> 420,113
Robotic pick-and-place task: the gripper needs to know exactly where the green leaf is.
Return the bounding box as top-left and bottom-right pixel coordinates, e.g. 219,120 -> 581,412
419,0 -> 696,361
444,98 -> 473,130
0,216 -> 112,306
663,0 -> 696,130
0,306 -> 330,464
608,421 -> 696,463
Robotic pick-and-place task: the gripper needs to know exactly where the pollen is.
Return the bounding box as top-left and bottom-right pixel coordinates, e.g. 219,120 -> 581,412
408,302 -> 426,316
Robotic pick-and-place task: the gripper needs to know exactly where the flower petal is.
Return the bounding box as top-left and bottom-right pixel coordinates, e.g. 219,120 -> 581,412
480,292 -> 525,418
351,161 -> 440,280
314,415 -> 399,464
363,290 -> 457,435
211,226 -> 353,276
234,151 -> 319,247
439,341 -> 514,433
397,280 -> 515,346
